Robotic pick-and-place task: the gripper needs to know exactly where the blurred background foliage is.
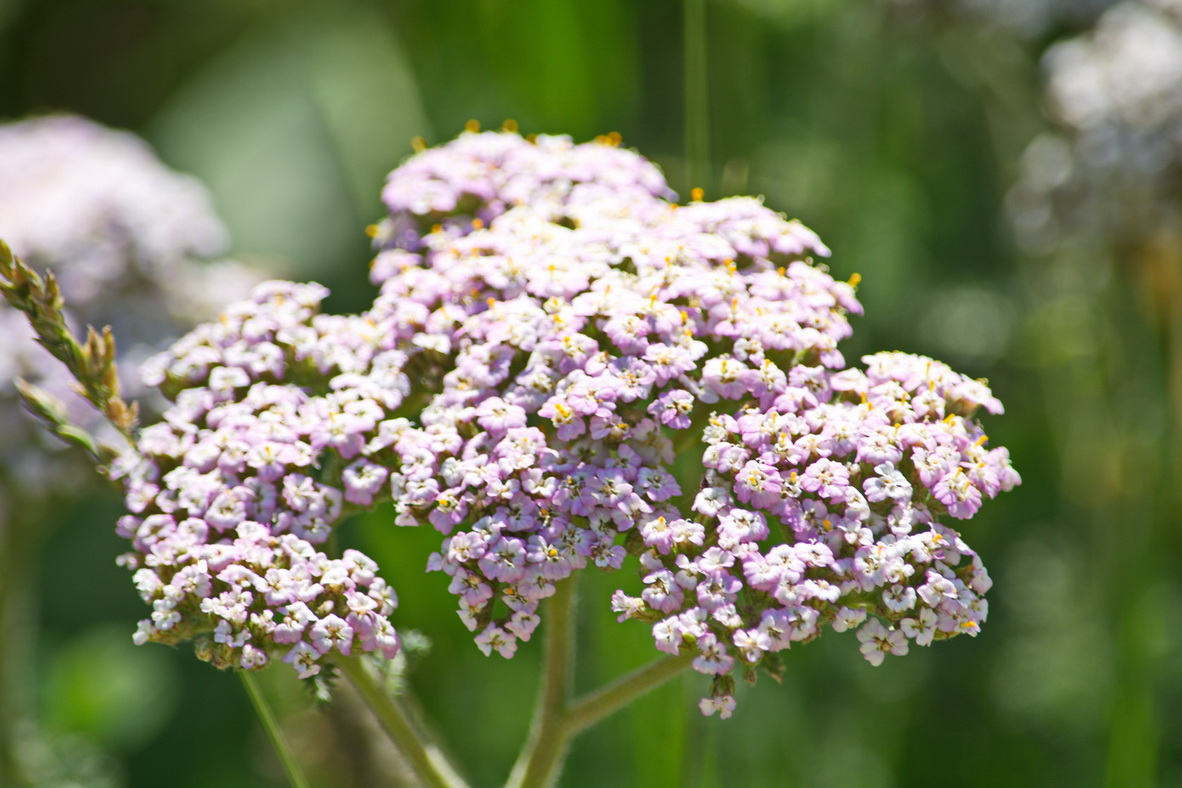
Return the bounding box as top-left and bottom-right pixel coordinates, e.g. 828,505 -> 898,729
1,0 -> 1180,785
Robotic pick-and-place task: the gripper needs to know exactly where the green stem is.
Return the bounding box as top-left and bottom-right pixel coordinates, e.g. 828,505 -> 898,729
239,671 -> 311,788
0,515 -> 36,788
337,656 -> 468,788
506,575 -> 579,788
507,577 -> 695,788
564,653 -> 694,737
684,0 -> 710,194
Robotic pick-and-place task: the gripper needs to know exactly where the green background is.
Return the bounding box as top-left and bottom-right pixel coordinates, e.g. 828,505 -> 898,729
2,0 -> 1178,785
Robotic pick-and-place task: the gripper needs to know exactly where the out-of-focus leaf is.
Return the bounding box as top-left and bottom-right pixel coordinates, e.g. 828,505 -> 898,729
149,12 -> 388,278
304,5 -> 430,220
41,624 -> 179,750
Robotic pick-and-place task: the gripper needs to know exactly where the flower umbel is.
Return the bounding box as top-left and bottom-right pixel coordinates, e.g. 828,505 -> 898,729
3,128 -> 1019,717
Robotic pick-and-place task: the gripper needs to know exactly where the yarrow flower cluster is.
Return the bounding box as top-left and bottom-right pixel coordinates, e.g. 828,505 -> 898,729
0,115 -> 256,327
106,129 -> 1018,713
614,353 -> 1017,713
1045,0 -> 1182,138
0,114 -> 260,493
880,0 -> 1116,39
114,282 -> 404,673
371,128 -> 673,251
1007,1 -> 1182,255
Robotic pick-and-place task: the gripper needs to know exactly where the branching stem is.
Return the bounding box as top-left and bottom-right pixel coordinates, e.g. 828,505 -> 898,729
506,576 -> 578,788
564,652 -> 694,737
506,577 -> 694,788
337,656 -> 469,788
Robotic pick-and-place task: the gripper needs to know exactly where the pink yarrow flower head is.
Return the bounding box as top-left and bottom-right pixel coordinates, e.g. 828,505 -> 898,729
371,125 -> 674,254
103,129 -> 1017,707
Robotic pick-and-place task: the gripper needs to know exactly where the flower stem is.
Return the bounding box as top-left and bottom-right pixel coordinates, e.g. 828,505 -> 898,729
238,671 -> 311,788
564,652 -> 694,737
336,656 -> 469,788
506,575 -> 578,788
684,0 -> 710,194
506,578 -> 695,788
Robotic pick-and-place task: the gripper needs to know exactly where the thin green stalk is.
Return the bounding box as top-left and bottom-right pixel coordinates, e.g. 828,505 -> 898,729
684,0 -> 710,194
337,656 -> 468,788
0,518 -> 35,788
506,576 -> 578,788
563,652 -> 694,737
507,576 -> 694,788
239,671 -> 311,788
